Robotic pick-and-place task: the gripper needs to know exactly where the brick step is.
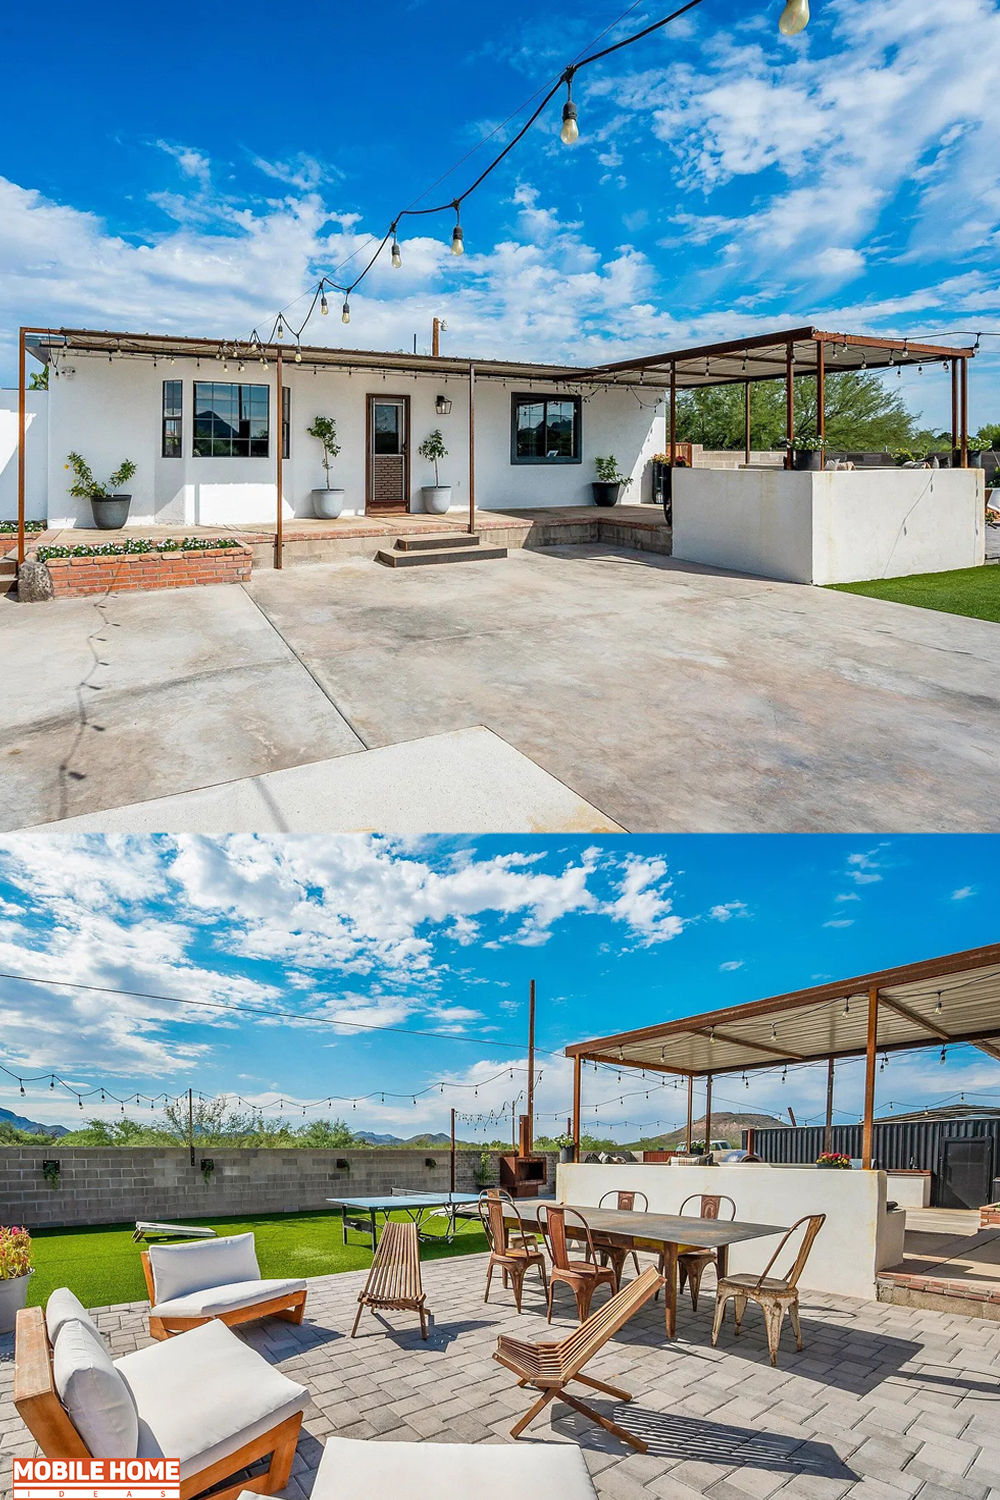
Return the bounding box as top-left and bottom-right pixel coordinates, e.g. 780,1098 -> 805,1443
396,533 -> 482,552
0,558 -> 17,577
376,544 -> 508,569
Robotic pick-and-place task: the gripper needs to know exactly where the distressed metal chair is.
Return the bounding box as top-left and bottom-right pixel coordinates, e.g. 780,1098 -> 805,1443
351,1219 -> 428,1340
711,1213 -> 826,1366
593,1189 -> 648,1286
494,1263 -> 663,1450
675,1193 -> 737,1312
479,1189 -> 548,1313
538,1204 -> 617,1323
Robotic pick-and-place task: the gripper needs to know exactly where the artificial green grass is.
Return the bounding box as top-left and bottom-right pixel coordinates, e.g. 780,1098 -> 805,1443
829,566 -> 1000,623
27,1210 -> 487,1310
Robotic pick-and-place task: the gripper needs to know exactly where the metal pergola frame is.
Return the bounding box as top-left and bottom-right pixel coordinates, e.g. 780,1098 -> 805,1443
565,943 -> 1000,1169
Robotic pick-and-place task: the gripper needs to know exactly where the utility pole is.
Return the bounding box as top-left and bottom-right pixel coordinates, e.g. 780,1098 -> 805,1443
187,1088 -> 195,1168
526,979 -> 536,1155
449,1108 -> 456,1193
432,317 -> 448,357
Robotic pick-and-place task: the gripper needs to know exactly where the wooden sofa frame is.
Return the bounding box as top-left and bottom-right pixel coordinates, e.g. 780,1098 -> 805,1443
140,1250 -> 307,1341
13,1306 -> 302,1500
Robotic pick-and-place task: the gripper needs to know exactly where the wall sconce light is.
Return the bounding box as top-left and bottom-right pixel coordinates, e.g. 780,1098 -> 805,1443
435,395 -> 453,415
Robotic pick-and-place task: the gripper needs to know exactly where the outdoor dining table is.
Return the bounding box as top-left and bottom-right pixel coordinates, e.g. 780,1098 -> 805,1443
505,1199 -> 789,1338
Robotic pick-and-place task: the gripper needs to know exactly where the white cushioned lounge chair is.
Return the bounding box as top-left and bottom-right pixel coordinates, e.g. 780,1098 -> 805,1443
15,1289 -> 308,1500
285,1432 -> 598,1500
141,1232 -> 307,1340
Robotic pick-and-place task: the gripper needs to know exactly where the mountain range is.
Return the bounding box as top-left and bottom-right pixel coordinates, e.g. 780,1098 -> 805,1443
0,1106 -> 70,1137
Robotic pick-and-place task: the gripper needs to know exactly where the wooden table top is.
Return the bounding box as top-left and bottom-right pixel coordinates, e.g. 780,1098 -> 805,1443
506,1199 -> 788,1248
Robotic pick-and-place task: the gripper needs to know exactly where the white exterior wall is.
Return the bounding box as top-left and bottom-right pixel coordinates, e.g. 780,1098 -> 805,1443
42,354 -> 665,527
556,1161 -> 905,1300
672,467 -> 985,585
0,389 -> 47,522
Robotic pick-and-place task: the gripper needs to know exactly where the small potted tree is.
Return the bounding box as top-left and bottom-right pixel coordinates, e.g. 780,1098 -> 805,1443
592,456 -> 631,506
0,1225 -> 33,1333
66,453 -> 137,528
306,416 -> 345,518
418,429 -> 451,514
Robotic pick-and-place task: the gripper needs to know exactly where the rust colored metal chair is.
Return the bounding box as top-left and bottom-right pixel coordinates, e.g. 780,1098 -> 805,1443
711,1213 -> 826,1366
594,1189 -> 648,1285
494,1263 -> 663,1450
351,1219 -> 428,1340
675,1193 -> 737,1312
538,1204 -> 617,1323
479,1189 -> 548,1313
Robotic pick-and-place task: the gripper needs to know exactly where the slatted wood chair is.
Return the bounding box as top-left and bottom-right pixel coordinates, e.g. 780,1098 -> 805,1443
711,1213 -> 826,1366
593,1189 -> 649,1285
351,1218 -> 428,1340
494,1263 -> 663,1451
538,1204 -> 617,1323
675,1193 -> 737,1312
479,1189 -> 548,1312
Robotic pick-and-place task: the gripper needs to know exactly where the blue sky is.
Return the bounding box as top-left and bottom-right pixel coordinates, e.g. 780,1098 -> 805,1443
3,0 -> 1000,427
0,835 -> 996,1141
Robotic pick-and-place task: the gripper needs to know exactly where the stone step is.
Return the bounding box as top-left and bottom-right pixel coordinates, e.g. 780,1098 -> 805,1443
396,533 -> 482,552
376,544 -> 508,569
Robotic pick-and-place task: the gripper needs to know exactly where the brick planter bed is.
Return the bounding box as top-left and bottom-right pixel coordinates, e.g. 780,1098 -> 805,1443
40,543 -> 252,597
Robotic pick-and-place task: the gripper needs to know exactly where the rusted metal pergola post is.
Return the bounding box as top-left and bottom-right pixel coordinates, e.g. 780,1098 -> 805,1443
816,338 -> 826,448
862,987 -> 879,1168
824,1057 -> 835,1153
785,341 -> 795,469
669,362 -> 676,467
17,328 -> 27,566
960,358 -> 969,468
526,978 -> 535,1155
275,347 -> 284,570
685,1074 -> 693,1149
704,1072 -> 712,1152
468,362 -> 476,534
572,1055 -> 581,1161
951,359 -> 959,468
744,382 -> 751,467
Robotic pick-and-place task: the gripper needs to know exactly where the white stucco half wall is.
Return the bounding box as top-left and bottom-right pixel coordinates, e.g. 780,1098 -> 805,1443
556,1161 -> 906,1301
0,389 -> 47,523
672,467 -> 985,584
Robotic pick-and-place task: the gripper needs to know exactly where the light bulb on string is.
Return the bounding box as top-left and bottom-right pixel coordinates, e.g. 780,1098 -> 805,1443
391,229 -> 402,269
935,992 -> 942,1014
341,300 -> 351,325
276,318 -> 284,341
320,291 -> 329,316
561,77 -> 579,145
778,0 -> 809,34
19,1080 -> 24,1096
450,205 -> 464,256
294,347 -> 302,364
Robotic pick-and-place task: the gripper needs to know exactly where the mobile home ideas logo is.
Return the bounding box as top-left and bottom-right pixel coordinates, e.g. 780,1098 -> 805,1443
13,1460 -> 180,1500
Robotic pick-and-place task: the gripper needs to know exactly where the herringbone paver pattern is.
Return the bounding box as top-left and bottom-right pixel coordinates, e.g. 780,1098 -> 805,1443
2,1253 -> 999,1500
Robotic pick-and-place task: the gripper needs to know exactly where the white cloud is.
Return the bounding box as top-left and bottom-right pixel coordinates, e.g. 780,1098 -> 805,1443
823,918 -> 855,929
605,857 -> 684,945
709,901 -> 749,922
719,959 -> 744,972
951,886 -> 976,900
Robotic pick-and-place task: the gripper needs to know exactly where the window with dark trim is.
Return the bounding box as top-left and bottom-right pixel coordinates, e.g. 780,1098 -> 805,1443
282,385 -> 290,460
193,382 -> 269,457
511,392 -> 582,464
162,380 -> 182,458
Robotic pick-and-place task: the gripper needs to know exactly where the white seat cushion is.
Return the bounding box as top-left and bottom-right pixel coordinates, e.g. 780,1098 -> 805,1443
115,1319 -> 307,1481
147,1232 -> 260,1304
151,1277 -> 306,1320
308,1437 -> 597,1500
53,1320 -> 139,1459
46,1287 -> 102,1345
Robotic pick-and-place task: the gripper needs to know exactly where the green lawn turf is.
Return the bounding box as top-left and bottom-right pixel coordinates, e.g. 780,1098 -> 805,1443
27,1210 -> 487,1310
829,566 -> 1000,623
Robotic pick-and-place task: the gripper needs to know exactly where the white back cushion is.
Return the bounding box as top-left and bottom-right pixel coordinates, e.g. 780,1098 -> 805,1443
53,1321 -> 139,1458
148,1233 -> 260,1304
47,1288 -> 102,1345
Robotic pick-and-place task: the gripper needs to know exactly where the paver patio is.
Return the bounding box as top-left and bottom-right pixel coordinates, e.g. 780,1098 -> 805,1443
3,544 -> 999,832
2,1251 -> 999,1500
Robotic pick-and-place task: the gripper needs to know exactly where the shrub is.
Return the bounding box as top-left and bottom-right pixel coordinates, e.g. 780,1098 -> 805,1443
0,1226 -> 32,1280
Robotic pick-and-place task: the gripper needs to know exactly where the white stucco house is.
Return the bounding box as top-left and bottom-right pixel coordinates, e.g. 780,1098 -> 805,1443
3,328 -> 670,529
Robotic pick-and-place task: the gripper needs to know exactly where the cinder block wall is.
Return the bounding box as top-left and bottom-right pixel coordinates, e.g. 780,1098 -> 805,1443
0,1147 -> 560,1229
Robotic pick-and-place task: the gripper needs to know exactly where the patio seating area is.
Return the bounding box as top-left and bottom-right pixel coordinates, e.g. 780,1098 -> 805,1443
3,1246 -> 999,1500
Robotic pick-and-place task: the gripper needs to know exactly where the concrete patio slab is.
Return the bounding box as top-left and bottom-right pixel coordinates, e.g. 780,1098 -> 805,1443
3,1251 -> 999,1500
37,727 -> 624,832
3,543 -> 999,831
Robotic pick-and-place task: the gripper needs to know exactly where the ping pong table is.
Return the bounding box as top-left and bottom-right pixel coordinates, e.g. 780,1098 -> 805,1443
327,1191 -> 481,1252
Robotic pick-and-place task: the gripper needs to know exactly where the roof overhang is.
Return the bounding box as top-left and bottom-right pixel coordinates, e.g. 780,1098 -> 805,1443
566,944 -> 1000,1077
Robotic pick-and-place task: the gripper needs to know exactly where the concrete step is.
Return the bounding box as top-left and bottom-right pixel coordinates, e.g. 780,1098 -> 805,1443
0,558 -> 17,578
396,533 -> 482,552
376,544 -> 508,569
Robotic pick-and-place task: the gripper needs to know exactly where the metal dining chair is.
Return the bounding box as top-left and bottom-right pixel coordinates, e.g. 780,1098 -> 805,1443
478,1189 -> 548,1313
593,1189 -> 649,1285
711,1213 -> 826,1366
537,1204 -> 617,1322
675,1193 -> 737,1311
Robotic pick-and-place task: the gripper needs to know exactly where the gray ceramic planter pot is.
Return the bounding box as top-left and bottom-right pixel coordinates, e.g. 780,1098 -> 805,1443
592,482 -> 622,507
90,494 -> 132,529
422,486 -> 452,515
0,1270 -> 32,1334
313,488 -> 345,519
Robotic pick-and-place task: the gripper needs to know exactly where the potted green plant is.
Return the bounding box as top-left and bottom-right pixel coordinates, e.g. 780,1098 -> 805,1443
816,1152 -> 852,1169
66,452 -> 137,529
593,456 -> 631,506
791,436 -> 825,472
306,416 -> 345,519
418,430 -> 451,514
553,1133 -> 576,1164
0,1225 -> 33,1333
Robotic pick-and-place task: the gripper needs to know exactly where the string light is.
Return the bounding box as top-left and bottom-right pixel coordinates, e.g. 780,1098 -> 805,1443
341,300 -> 351,326
450,205 -> 465,256
391,230 -> 402,269
561,75 -> 579,145
778,0 -> 809,35
320,292 -> 329,316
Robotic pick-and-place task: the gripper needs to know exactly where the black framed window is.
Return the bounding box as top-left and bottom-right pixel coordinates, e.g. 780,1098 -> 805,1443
193,382 -> 269,457
511,392 -> 581,464
162,380 -> 182,458
282,385 -> 290,460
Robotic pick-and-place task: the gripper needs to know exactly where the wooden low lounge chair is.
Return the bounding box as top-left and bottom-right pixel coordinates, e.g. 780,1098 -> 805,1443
140,1232 -> 306,1340
351,1219 -> 428,1339
494,1263 -> 663,1451
711,1213 -> 826,1366
15,1292 -> 306,1500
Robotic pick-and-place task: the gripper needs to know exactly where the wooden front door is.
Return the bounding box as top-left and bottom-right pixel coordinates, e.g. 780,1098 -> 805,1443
367,395 -> 410,514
